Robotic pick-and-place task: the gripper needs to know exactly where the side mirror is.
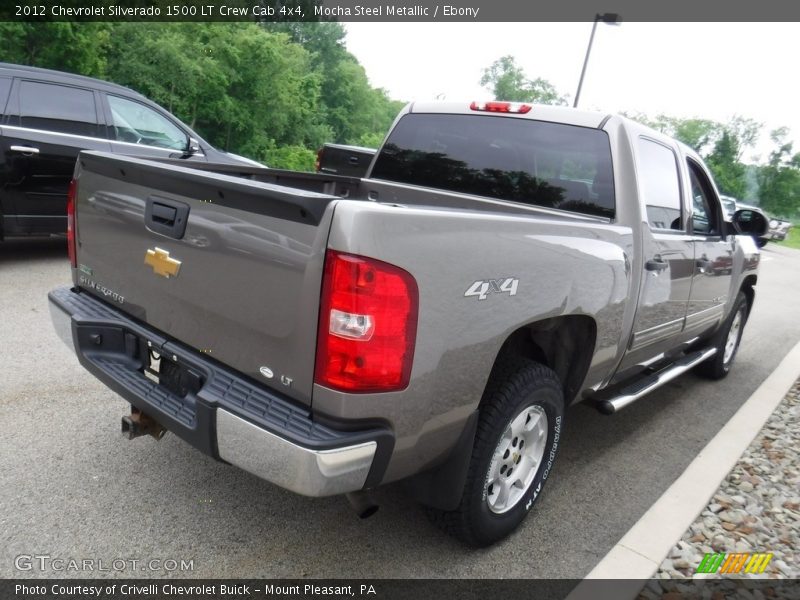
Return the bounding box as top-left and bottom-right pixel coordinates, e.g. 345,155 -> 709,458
730,209 -> 769,237
184,137 -> 201,157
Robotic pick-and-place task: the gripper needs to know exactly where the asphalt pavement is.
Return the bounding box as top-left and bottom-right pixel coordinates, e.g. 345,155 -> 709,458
2,237 -> 800,579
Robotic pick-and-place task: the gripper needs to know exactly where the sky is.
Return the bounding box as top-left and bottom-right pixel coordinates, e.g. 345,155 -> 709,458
344,22 -> 800,164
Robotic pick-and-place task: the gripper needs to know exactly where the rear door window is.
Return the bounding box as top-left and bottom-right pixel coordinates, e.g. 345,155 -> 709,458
637,138 -> 682,230
18,80 -> 98,137
370,113 -> 616,218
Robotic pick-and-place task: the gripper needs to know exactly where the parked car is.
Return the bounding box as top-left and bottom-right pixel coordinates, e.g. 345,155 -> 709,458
719,195 -> 790,247
0,62 -> 262,240
50,101 -> 767,546
764,217 -> 793,242
720,195 -> 738,218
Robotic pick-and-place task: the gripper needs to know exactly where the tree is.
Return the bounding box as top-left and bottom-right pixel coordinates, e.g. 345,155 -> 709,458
706,130 -> 747,198
670,118 -> 722,155
727,116 -> 761,160
0,22 -> 111,76
757,128 -> 800,218
105,23 -> 332,163
624,112 -> 767,203
480,56 -> 568,105
266,22 -> 403,145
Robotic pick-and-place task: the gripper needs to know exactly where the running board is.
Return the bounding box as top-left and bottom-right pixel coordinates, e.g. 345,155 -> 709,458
595,347 -> 717,415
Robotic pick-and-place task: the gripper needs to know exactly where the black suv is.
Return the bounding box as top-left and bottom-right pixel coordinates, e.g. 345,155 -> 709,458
0,63 -> 261,239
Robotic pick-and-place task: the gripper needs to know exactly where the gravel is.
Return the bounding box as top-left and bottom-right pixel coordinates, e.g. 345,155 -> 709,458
652,379 -> 800,580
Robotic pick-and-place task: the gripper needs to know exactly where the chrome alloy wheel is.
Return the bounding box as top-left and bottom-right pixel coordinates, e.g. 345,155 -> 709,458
485,405 -> 548,514
723,308 -> 743,364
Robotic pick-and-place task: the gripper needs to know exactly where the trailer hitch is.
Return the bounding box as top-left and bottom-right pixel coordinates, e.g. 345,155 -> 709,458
121,407 -> 167,440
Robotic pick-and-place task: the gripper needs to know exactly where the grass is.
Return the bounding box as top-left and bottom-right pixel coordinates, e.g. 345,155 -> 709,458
776,224 -> 800,249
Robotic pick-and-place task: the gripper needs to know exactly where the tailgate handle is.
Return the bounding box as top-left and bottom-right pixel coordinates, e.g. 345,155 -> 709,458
145,197 -> 190,240
151,203 -> 177,226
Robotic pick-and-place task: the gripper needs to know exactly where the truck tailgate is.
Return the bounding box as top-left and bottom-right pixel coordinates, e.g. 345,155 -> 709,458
72,151 -> 337,406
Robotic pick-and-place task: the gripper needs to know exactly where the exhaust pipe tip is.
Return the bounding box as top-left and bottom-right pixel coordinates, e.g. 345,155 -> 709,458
346,491 -> 379,519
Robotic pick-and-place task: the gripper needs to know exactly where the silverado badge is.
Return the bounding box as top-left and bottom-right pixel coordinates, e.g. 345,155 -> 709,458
144,247 -> 181,278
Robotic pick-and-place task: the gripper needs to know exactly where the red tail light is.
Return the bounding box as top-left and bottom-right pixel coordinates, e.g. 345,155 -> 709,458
66,178 -> 77,268
315,250 -> 418,393
470,101 -> 532,114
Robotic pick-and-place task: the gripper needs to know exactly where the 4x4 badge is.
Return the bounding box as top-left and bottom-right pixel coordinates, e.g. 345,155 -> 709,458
145,247 -> 182,278
464,277 -> 519,300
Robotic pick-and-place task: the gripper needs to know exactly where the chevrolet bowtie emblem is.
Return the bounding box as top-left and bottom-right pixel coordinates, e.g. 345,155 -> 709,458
144,247 -> 181,278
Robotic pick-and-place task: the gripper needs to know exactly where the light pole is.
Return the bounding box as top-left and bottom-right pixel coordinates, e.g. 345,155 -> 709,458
573,13 -> 621,108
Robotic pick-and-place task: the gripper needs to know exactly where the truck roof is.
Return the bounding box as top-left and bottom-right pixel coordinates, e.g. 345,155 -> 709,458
408,101 -> 612,129
405,101 -> 697,157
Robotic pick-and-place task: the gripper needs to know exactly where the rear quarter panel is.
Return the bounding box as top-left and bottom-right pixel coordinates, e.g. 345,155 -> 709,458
314,200 -> 634,482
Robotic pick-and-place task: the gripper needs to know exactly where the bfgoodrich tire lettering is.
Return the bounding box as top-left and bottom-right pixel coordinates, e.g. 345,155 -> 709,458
428,357 -> 565,547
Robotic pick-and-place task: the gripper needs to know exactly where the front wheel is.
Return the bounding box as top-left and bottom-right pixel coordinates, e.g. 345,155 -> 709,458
696,292 -> 749,380
428,358 -> 564,547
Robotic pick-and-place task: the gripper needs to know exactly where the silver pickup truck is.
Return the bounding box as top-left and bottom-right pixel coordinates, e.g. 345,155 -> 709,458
49,101 -> 767,546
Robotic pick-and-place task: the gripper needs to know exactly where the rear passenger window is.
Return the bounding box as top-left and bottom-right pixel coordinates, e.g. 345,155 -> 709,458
0,77 -> 11,119
638,138 -> 682,230
371,113 -> 615,218
18,81 -> 98,137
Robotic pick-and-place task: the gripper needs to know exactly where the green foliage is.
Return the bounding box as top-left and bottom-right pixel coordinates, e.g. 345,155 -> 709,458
268,22 -> 402,144
624,113 -> 722,154
480,56 -> 568,105
0,22 -> 111,76
777,226 -> 800,249
0,22 -> 401,165
706,130 -> 747,198
264,145 -> 317,172
757,128 -> 800,219
671,119 -> 721,155
355,131 -> 388,149
625,112 -> 772,201
104,23 -> 332,152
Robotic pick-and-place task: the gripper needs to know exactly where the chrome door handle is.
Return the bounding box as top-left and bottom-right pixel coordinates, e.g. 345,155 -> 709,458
10,145 -> 40,155
696,258 -> 712,274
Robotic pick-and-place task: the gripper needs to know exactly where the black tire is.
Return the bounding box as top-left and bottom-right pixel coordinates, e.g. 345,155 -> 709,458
695,292 -> 749,380
428,358 -> 565,547
756,238 -> 768,248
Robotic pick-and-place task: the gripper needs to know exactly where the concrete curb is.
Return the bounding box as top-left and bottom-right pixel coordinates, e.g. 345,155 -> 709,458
566,339 -> 800,599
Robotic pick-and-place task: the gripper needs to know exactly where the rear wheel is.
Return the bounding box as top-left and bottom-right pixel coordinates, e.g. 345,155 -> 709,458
428,358 -> 564,547
696,292 -> 749,380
